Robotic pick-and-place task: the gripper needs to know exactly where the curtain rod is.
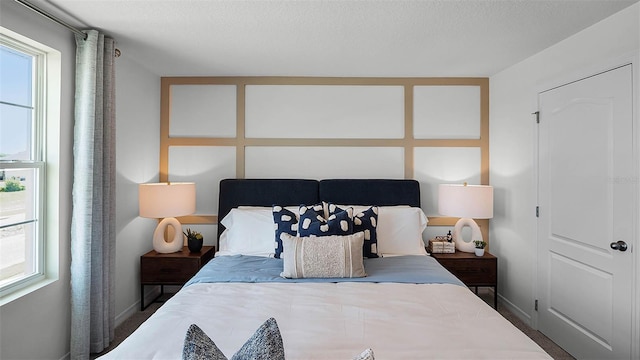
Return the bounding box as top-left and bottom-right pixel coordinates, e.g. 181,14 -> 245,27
14,0 -> 88,40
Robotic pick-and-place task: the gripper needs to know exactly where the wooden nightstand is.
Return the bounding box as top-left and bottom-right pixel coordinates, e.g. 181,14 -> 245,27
140,246 -> 215,310
430,251 -> 498,309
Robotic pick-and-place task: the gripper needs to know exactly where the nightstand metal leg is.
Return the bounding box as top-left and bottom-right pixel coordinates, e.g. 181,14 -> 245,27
141,284 -> 165,311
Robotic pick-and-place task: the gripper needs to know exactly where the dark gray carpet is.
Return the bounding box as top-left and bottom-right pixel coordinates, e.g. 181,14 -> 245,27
477,289 -> 575,360
92,289 -> 575,359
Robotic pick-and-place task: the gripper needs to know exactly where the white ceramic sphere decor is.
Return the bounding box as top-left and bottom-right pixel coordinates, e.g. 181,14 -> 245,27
453,217 -> 483,253
152,217 -> 185,253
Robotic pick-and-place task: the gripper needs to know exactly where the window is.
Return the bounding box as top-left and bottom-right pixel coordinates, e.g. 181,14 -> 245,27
0,34 -> 46,296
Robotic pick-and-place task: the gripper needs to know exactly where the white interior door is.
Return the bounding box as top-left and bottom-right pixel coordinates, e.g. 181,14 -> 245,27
537,65 -> 634,360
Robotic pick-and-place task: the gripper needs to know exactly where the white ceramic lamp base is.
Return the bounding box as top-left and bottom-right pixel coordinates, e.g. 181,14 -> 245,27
453,217 -> 483,253
152,217 -> 184,253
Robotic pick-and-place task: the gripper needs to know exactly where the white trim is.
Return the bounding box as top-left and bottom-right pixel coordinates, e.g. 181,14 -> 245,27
631,50 -> 640,360
115,300 -> 141,328
499,292 -> 533,327
531,108 -> 540,330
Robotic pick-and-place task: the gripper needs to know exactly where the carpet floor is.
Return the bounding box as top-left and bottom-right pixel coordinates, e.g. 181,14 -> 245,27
92,289 -> 575,359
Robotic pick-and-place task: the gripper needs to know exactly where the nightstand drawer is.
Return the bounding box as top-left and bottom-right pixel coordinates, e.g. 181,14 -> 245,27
438,258 -> 497,285
430,251 -> 498,309
140,246 -> 215,284
139,246 -> 215,310
140,258 -> 200,283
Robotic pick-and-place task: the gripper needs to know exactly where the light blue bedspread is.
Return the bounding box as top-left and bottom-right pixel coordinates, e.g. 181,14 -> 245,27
185,255 -> 464,287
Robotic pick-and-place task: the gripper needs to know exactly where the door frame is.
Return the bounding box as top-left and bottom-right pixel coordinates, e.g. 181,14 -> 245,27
532,52 -> 639,359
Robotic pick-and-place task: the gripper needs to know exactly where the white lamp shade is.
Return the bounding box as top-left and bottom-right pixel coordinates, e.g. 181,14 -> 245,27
139,182 -> 196,218
438,184 -> 493,219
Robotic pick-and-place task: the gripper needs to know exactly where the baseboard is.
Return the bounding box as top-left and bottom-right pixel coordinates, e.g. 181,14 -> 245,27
498,293 -> 534,327
115,286 -> 162,327
58,352 -> 70,360
115,299 -> 141,328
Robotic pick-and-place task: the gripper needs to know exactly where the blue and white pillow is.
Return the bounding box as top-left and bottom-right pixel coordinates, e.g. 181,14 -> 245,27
272,206 -> 298,259
182,318 -> 284,360
328,203 -> 379,258
298,203 -> 353,237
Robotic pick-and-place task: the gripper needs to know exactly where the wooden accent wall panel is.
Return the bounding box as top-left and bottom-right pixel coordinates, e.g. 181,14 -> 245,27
160,77 -> 489,243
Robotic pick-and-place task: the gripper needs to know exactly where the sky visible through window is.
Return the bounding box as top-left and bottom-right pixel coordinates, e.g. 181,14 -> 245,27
0,45 -> 33,161
0,44 -> 35,286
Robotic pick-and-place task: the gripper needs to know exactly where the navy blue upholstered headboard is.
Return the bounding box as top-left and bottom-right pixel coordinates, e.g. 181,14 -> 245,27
217,179 -> 319,238
319,179 -> 420,207
217,178 -> 421,239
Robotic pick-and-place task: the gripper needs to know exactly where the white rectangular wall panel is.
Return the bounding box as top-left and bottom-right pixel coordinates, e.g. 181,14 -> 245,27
414,86 -> 481,139
170,85 -> 237,137
168,146 -> 236,214
245,146 -> 405,179
414,147 -> 482,216
245,85 -> 404,139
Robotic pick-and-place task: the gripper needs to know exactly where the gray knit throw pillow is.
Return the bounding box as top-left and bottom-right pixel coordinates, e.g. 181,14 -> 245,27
182,317 -> 285,360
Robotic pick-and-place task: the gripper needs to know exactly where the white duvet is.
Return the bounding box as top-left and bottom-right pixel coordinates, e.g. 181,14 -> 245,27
100,282 -> 551,359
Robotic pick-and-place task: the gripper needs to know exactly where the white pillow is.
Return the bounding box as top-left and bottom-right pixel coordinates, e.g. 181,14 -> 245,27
376,207 -> 428,256
218,208 -> 276,257
324,202 -> 429,256
325,204 -> 427,256
217,229 -> 230,251
280,232 -> 366,279
238,205 -> 298,214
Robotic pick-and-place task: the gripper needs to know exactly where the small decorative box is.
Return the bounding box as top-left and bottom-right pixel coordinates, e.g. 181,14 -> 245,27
428,239 -> 455,253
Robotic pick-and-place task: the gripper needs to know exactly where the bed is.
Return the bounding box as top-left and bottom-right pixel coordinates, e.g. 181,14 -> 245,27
101,179 -> 551,359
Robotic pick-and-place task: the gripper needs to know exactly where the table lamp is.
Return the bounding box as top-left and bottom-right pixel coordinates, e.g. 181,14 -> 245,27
438,183 -> 493,253
139,182 -> 196,253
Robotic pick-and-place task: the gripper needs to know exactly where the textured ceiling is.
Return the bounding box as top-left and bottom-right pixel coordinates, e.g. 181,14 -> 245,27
36,0 -> 639,77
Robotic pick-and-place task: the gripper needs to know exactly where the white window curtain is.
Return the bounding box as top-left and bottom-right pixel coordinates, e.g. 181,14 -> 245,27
70,29 -> 116,359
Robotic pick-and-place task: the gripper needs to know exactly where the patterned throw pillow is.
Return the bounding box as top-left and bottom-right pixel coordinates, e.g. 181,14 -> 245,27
182,324 -> 226,360
298,203 -> 353,237
353,348 -> 375,360
328,203 -> 379,258
231,317 -> 285,360
182,318 -> 285,360
272,206 -> 298,258
280,232 -> 366,279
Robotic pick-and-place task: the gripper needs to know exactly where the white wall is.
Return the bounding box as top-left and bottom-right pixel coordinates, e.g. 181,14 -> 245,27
113,56 -> 160,323
0,2 -> 74,359
490,2 -> 639,328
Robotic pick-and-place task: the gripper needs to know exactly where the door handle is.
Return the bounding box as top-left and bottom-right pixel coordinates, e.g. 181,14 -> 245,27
610,241 -> 628,252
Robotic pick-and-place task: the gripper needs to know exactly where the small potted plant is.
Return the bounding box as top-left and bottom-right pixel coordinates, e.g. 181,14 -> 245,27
473,240 -> 487,257
184,228 -> 203,253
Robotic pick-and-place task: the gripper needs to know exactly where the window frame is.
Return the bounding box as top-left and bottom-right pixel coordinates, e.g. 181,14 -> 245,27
0,30 -> 53,300
0,163 -> 46,293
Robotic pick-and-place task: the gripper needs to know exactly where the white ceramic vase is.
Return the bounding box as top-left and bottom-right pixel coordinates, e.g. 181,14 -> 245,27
474,248 -> 485,257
